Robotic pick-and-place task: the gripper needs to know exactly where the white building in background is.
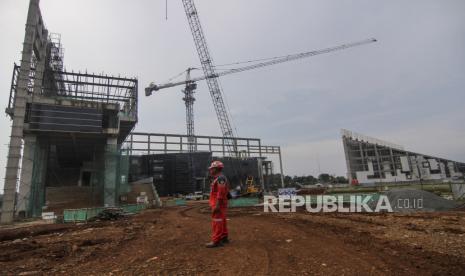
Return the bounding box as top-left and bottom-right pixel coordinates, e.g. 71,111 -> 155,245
341,129 -> 465,185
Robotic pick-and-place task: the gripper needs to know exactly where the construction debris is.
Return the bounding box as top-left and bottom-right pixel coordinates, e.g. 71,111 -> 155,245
88,208 -> 129,222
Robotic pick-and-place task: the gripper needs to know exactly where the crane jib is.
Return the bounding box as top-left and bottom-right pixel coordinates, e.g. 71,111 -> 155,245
146,38 -> 377,94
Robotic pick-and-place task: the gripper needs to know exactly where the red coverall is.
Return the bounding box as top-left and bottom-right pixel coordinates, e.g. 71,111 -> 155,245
209,174 -> 229,243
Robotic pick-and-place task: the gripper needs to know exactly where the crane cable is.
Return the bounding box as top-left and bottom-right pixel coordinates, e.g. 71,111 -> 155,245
163,69 -> 189,83
207,46 -> 329,70
213,54 -> 293,68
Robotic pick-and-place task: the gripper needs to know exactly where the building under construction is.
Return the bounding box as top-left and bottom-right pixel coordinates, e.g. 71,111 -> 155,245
342,129 -> 465,185
125,132 -> 282,196
0,0 -> 138,223
0,0 -> 282,222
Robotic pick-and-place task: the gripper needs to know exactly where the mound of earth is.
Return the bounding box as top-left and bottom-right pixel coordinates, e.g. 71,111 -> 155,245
382,189 -> 459,212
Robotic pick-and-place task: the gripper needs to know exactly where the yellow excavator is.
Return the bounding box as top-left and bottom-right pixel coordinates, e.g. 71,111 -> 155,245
242,176 -> 261,197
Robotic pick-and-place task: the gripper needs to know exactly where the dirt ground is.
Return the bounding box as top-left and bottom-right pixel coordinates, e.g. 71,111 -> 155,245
1,202 -> 465,275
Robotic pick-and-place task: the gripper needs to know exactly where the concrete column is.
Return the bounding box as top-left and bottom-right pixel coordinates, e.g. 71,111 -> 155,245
257,158 -> 265,190
1,0 -> 42,224
278,147 -> 285,188
16,135 -> 37,216
104,137 -> 118,206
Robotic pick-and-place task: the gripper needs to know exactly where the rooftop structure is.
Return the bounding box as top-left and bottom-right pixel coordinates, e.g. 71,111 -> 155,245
341,129 -> 465,185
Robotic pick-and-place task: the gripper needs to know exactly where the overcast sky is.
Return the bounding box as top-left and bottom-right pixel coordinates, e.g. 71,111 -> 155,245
0,0 -> 464,188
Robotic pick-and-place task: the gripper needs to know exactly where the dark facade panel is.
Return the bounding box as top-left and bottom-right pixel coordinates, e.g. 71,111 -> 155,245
27,103 -> 102,133
217,157 -> 262,188
128,153 -> 268,195
129,152 -> 212,196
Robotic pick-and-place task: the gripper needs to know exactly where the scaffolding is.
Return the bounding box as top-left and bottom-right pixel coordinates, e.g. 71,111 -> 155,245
48,33 -> 64,71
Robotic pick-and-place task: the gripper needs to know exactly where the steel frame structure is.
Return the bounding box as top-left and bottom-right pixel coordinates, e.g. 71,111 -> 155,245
124,132 -> 285,187
7,64 -> 138,119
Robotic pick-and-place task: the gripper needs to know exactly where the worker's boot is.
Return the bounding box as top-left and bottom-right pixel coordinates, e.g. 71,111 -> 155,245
221,236 -> 230,244
205,241 -> 222,248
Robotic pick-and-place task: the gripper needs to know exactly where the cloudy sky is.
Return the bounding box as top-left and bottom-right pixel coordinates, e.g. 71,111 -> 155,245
0,0 -> 464,188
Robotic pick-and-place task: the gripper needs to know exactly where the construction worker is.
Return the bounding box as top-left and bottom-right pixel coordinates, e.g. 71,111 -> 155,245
205,160 -> 230,248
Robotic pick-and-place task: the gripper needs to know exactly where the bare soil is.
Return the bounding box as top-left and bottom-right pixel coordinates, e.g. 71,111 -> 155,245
1,202 -> 465,275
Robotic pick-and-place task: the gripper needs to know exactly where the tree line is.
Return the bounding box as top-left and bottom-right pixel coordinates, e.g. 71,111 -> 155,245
267,173 -> 348,188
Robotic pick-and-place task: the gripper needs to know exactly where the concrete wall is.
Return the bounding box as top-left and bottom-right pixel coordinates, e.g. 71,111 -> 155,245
343,134 -> 465,185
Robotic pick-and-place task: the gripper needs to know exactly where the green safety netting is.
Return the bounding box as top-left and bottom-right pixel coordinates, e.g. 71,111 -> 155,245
63,204 -> 146,223
228,197 -> 260,207
103,146 -> 131,206
28,142 -> 47,217
164,199 -> 187,207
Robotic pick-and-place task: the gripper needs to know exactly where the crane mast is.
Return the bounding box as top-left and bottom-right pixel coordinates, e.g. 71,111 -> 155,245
183,68 -> 197,152
181,0 -> 237,155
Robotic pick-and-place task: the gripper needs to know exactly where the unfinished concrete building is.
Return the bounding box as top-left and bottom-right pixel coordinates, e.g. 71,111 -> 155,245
1,0 -> 137,223
342,129 -> 465,185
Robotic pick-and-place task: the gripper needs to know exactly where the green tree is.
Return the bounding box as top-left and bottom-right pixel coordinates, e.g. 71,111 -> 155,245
318,173 -> 331,183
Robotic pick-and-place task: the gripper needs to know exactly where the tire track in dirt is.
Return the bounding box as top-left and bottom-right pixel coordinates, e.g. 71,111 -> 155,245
3,203 -> 465,275
173,204 -> 396,274
270,212 -> 465,275
178,203 -> 272,275
234,213 -> 377,275
177,205 -> 196,218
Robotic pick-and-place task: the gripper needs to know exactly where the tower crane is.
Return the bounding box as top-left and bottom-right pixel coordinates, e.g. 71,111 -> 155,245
146,38 -> 377,152
146,0 -> 376,155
